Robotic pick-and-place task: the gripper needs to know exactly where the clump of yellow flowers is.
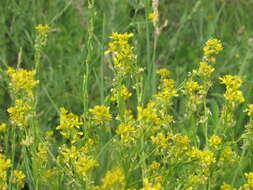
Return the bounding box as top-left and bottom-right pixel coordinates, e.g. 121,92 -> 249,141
105,32 -> 135,77
3,27 -> 253,190
0,153 -> 11,189
203,38 -> 224,58
35,24 -> 51,46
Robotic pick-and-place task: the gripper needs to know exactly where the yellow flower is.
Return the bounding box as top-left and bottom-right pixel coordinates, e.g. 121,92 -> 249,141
148,12 -> 158,22
105,32 -> 135,76
74,156 -> 98,180
12,170 -> 26,188
7,99 -> 32,127
101,167 -> 125,190
196,61 -> 215,77
111,85 -> 132,102
140,178 -> 162,190
245,104 -> 253,116
89,105 -> 112,123
137,102 -> 162,126
245,172 -> 253,187
203,38 -> 223,57
209,135 -> 222,148
116,122 -> 136,144
219,75 -> 243,90
36,142 -> 48,161
219,75 -> 245,104
0,153 -> 11,189
148,161 -> 160,171
157,68 -> 170,78
6,67 -> 39,95
56,108 -> 83,143
220,146 -> 235,162
174,133 -> 190,151
35,24 -> 50,36
0,123 -> 7,132
220,183 -> 233,190
185,80 -> 202,93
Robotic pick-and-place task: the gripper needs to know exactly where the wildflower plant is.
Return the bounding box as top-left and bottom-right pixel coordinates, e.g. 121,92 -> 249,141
1,17 -> 253,190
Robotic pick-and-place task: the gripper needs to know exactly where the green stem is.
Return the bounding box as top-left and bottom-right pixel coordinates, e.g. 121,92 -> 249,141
83,0 -> 95,114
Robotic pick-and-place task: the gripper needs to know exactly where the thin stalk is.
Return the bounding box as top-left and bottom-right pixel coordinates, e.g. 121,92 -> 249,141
99,14 -> 106,104
144,0 -> 152,99
83,0 -> 95,114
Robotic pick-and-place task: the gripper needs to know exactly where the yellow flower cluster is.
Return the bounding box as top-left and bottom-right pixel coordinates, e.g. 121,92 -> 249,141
183,80 -> 204,109
0,153 -> 11,189
116,122 -> 136,145
154,68 -> 178,105
35,24 -> 51,46
243,172 -> 253,188
111,85 -> 132,102
138,102 -> 162,127
12,170 -> 26,188
187,147 -> 216,182
105,32 -> 135,76
7,99 -> 32,127
209,135 -> 222,149
36,142 -> 49,161
151,132 -> 190,157
6,67 -> 39,96
195,61 -> 215,77
56,108 -> 83,143
245,104 -> 253,116
59,145 -> 98,182
219,75 -> 245,105
35,24 -> 50,36
140,178 -> 162,190
100,167 -> 126,190
74,155 -> 99,181
89,105 -> 112,123
203,38 -> 223,57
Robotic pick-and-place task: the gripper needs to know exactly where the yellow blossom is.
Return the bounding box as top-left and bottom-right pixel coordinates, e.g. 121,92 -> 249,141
35,24 -> 50,36
56,107 -> 83,143
157,68 -> 170,78
111,85 -> 132,102
105,32 -> 135,76
36,142 -> 48,161
0,153 -> 11,189
196,61 -> 215,77
220,146 -> 235,162
7,99 -> 32,127
140,178 -> 162,190
74,156 -> 98,181
12,170 -> 26,188
245,172 -> 253,187
220,183 -> 233,190
219,75 -> 245,104
203,38 -> 223,57
6,67 -> 39,95
101,167 -> 126,190
89,105 -> 112,123
149,12 -> 158,22
209,135 -> 222,148
245,104 -> 253,117
138,102 -> 162,126
0,123 -> 7,132
116,122 -> 136,144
